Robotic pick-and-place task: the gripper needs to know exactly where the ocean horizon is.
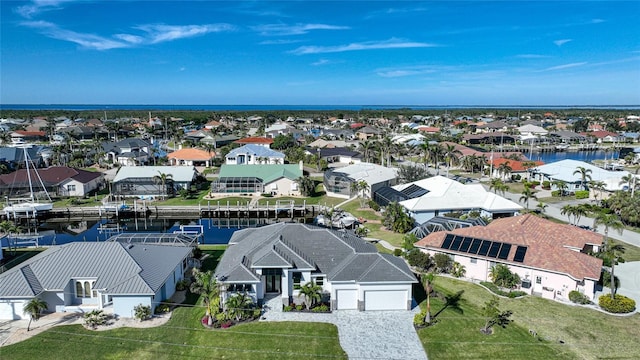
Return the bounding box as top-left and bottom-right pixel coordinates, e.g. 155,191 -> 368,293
1,104 -> 639,111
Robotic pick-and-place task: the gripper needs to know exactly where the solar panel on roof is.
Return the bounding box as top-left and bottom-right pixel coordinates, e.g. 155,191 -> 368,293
477,240 -> 491,256
469,239 -> 482,254
513,246 -> 528,262
400,184 -> 429,199
441,234 -> 454,249
459,237 -> 472,252
498,244 -> 512,260
488,242 -> 501,258
450,236 -> 463,251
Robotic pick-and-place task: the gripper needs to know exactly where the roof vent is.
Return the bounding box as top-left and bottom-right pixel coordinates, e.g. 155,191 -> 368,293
127,244 -> 134,249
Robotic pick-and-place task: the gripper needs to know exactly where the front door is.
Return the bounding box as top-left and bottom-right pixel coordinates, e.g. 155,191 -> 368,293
265,275 -> 281,293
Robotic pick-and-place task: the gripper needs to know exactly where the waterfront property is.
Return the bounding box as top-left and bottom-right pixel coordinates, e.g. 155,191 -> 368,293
112,166 -> 198,199
210,163 -> 302,196
0,234 -> 195,320
225,144 -> 285,165
530,159 -> 631,193
386,175 -> 522,224
324,163 -> 398,199
0,166 -> 104,198
215,223 -> 417,310
415,214 -> 603,301
167,148 -> 216,167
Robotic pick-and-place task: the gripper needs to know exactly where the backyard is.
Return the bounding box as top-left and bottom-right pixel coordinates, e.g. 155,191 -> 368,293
419,276 -> 640,360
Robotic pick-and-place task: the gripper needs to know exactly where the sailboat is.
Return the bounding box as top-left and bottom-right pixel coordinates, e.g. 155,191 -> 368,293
3,146 -> 53,219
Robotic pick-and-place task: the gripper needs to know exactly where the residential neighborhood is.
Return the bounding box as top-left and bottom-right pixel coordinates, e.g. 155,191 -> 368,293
0,108 -> 638,360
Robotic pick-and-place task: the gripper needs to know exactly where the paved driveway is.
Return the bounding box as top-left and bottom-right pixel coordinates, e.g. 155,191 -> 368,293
262,296 -> 428,360
614,261 -> 640,305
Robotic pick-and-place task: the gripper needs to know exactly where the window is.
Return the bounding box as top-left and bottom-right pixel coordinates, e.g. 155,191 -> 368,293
536,276 -> 542,284
67,184 -> 76,192
227,283 -> 253,292
470,258 -> 477,264
76,280 -> 94,298
315,277 -> 324,286
292,272 -> 302,289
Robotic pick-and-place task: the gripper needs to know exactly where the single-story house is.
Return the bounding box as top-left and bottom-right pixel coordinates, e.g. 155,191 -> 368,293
390,176 -> 522,224
489,158 -> 544,180
112,166 -> 198,198
167,148 -> 215,167
0,236 -> 194,320
225,144 -> 285,165
312,147 -> 362,165
415,214 -> 603,301
211,163 -> 302,196
234,137 -> 274,148
462,132 -> 517,145
215,223 -> 417,310
324,163 -> 398,199
530,159 -> 630,192
0,166 -> 104,197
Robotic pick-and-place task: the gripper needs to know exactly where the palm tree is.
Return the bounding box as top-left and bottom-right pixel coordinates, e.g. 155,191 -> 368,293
225,292 -> 254,321
594,213 -> 625,299
360,140 -> 374,163
619,172 -> 639,197
519,187 -> 537,210
573,166 -> 593,191
423,273 -> 435,324
497,161 -> 512,181
443,144 -> 462,177
560,204 -> 576,224
552,179 -> 568,197
23,298 -> 48,331
535,202 -> 548,215
295,176 -> 315,196
298,281 -> 323,308
189,269 -> 220,324
153,171 -> 174,200
589,180 -> 607,203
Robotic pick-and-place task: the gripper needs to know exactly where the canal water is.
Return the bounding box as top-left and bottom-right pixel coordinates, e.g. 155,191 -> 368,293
1,217 -> 307,248
527,150 -> 620,163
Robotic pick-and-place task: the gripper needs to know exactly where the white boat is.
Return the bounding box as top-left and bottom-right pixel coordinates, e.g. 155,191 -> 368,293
3,146 -> 53,218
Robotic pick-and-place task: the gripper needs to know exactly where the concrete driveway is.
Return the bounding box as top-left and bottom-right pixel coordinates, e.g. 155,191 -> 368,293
262,296 -> 428,360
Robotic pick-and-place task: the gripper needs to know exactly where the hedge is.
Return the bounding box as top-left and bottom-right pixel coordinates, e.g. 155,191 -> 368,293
575,190 -> 589,199
599,294 -> 636,313
569,290 -> 592,305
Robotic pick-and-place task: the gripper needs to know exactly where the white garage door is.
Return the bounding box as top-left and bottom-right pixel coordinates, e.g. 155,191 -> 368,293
364,290 -> 407,311
0,300 -> 26,320
336,289 -> 358,310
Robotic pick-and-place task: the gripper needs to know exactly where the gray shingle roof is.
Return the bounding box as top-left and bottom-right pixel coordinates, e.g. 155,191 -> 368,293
215,223 -> 416,284
0,242 -> 192,298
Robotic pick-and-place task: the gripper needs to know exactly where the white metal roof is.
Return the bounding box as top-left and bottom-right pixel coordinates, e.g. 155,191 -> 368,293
113,166 -> 197,183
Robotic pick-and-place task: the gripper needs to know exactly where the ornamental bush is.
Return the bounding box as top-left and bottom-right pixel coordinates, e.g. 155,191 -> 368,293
134,304 -> 152,321
569,290 -> 592,305
599,294 -> 636,313
575,190 -> 590,199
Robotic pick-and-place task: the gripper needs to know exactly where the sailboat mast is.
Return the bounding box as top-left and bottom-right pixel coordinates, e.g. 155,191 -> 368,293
23,146 -> 35,202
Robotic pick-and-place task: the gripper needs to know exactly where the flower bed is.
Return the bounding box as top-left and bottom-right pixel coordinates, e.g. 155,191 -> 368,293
283,303 -> 331,313
480,281 -> 527,298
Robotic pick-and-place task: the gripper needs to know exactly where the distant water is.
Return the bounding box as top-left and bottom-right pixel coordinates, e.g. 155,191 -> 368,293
527,150 -> 619,163
1,104 -> 639,111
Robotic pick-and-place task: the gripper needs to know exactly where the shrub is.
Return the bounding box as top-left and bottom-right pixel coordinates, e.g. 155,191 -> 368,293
253,308 -> 262,319
175,279 -> 189,291
451,262 -> 466,278
283,305 -> 293,312
215,312 -> 228,322
368,200 -> 380,211
551,190 -> 561,197
405,249 -> 432,270
312,304 -> 330,312
84,309 -> 108,329
575,190 -> 589,199
134,304 -> 152,321
413,311 -> 427,327
480,282 -> 526,298
507,291 -> 527,298
433,253 -> 453,273
154,303 -> 170,314
542,180 -> 550,189
599,294 -> 636,313
393,248 -> 403,257
295,304 -> 304,311
569,290 -> 592,304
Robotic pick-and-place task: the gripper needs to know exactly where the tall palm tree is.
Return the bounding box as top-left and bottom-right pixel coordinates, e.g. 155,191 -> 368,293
560,204 -> 576,224
423,273 -> 435,324
519,187 -> 537,209
619,172 -> 639,197
360,139 -> 374,163
443,144 -> 462,177
23,298 -> 48,331
594,212 -> 625,299
497,161 -> 513,181
573,166 -> 593,191
153,171 -> 174,200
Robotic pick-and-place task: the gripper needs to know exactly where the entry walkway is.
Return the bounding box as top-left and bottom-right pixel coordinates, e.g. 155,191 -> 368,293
261,296 -> 428,360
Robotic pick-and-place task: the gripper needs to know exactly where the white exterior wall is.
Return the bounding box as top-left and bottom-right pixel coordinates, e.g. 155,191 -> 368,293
359,283 -> 413,310
265,178 -> 300,197
42,291 -> 65,313
422,249 -> 597,301
112,295 -> 153,318
0,298 -> 29,320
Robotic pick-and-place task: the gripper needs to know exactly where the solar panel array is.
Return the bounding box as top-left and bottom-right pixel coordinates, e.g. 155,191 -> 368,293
400,184 -> 429,198
440,234 -> 527,262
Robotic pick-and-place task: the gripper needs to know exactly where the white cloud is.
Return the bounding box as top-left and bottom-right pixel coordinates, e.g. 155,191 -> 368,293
311,59 -> 330,66
252,23 -> 349,36
114,33 -> 144,44
542,62 -> 587,71
554,39 -> 572,47
376,65 -> 439,78
136,24 -> 234,44
290,38 -> 436,55
21,21 -> 130,50
15,0 -> 75,18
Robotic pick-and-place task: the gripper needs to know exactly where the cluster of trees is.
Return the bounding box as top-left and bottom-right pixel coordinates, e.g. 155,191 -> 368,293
383,202 -> 415,233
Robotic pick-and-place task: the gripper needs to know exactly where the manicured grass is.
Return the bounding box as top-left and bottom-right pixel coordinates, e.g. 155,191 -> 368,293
363,223 -> 404,247
615,239 -> 640,262
419,276 -> 640,360
339,199 -> 381,221
374,243 -> 393,254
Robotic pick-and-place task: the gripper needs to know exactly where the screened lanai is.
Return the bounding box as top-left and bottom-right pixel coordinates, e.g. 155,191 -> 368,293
210,177 -> 264,194
107,233 -> 199,246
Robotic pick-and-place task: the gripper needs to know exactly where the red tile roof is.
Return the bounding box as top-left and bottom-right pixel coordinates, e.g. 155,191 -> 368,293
350,123 -> 366,129
167,148 -> 215,160
489,158 -> 544,172
415,214 -> 603,280
13,130 -> 46,137
234,137 -> 274,145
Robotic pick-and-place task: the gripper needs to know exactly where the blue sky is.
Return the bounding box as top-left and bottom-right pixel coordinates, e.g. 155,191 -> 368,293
1,1 -> 639,105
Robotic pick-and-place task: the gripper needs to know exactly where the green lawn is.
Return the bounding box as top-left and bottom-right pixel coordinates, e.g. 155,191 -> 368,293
419,276 -> 640,360
339,199 -> 381,221
363,223 -> 404,248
